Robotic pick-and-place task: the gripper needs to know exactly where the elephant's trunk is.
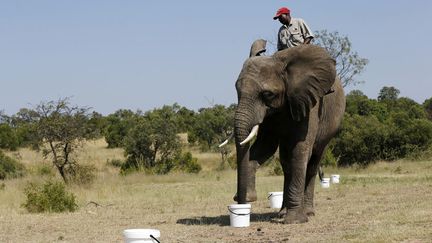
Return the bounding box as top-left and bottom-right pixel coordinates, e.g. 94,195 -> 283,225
234,98 -> 257,204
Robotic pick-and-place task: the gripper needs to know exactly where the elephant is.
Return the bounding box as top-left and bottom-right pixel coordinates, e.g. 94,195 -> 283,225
232,39 -> 345,224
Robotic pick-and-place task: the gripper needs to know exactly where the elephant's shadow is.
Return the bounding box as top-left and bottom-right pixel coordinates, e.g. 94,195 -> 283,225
176,212 -> 278,226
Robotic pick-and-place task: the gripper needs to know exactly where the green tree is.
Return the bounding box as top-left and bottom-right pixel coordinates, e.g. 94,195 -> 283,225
314,30 -> 369,87
0,150 -> 25,180
383,112 -> 432,159
378,86 -> 400,102
345,90 -> 368,115
335,91 -> 432,166
345,90 -> 388,121
189,104 -> 235,169
189,104 -> 235,150
333,114 -> 387,166
423,97 -> 432,120
0,110 -> 8,123
8,108 -> 39,147
122,105 -> 182,174
393,97 -> 427,119
31,98 -> 95,183
104,109 -> 137,148
0,123 -> 19,150
175,105 -> 197,133
86,111 -> 107,138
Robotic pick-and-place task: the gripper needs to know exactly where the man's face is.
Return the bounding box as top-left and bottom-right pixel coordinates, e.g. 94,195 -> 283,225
278,13 -> 291,25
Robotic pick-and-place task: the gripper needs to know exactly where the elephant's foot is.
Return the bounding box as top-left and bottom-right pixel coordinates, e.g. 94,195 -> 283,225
270,208 -> 286,223
271,207 -> 308,224
276,207 -> 287,218
304,207 -> 315,217
276,207 -> 313,218
283,208 -> 308,224
233,191 -> 257,203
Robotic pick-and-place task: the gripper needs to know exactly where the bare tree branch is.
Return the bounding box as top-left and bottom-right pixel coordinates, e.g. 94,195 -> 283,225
314,30 -> 369,88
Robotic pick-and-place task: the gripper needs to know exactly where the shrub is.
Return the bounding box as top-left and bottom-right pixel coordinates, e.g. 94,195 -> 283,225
188,105 -> 235,150
333,114 -> 386,166
0,124 -> 19,150
22,180 -> 78,213
120,156 -> 176,175
36,164 -> 55,177
381,113 -> 432,160
0,151 -> 25,180
150,157 -> 177,175
122,107 -> 182,175
406,145 -> 432,161
106,159 -> 123,168
175,152 -> 201,173
104,109 -> 137,148
66,164 -> 96,186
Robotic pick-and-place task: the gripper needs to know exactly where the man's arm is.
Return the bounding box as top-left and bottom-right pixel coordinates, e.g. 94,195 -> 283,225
277,28 -> 284,51
299,19 -> 314,44
277,39 -> 283,51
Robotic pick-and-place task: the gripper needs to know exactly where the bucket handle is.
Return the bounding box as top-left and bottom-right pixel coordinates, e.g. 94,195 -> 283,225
150,234 -> 160,243
267,193 -> 273,200
228,207 -> 251,216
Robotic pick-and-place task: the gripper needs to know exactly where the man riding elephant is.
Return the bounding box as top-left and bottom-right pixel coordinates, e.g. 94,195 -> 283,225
273,7 -> 314,51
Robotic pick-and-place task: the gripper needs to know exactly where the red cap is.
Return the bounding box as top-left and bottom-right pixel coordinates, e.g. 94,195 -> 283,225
273,7 -> 290,20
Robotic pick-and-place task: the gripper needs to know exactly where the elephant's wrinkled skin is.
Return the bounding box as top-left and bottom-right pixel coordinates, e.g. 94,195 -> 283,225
234,40 -> 345,224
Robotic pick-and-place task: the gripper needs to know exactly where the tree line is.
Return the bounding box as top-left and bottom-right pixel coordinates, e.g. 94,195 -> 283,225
3,30 -> 430,182
332,87 -> 432,166
2,86 -> 432,179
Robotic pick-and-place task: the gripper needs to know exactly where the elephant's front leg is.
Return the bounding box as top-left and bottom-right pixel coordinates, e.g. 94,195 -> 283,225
234,131 -> 278,202
279,141 -> 312,224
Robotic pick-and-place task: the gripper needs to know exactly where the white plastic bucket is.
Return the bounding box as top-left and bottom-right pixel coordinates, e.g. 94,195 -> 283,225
123,229 -> 160,243
321,178 -> 330,188
331,174 -> 340,184
267,191 -> 283,209
228,204 -> 251,227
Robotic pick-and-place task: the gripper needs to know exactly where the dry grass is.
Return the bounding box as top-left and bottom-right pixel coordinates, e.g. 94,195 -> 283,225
1,140 -> 432,242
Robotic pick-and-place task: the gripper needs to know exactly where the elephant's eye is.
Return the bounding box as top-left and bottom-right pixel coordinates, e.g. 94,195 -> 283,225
262,91 -> 276,101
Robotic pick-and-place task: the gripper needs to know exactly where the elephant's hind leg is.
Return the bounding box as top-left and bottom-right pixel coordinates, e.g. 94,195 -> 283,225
278,141 -> 310,224
304,148 -> 325,217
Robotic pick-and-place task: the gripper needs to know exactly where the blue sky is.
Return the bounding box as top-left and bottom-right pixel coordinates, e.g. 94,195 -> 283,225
1,1 -> 431,115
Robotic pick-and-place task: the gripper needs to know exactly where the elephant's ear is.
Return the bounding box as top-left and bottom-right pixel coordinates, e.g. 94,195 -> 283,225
274,45 -> 336,121
249,39 -> 267,57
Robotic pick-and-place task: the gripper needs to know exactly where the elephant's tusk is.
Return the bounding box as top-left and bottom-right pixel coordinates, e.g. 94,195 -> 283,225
218,134 -> 233,148
240,125 -> 259,146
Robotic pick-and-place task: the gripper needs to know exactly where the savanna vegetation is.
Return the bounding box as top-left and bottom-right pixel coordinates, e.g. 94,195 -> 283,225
0,141 -> 431,242
1,31 -> 431,241
2,86 -> 432,178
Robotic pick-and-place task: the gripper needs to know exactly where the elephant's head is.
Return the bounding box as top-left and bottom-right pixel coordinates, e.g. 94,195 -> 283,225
234,40 -> 336,203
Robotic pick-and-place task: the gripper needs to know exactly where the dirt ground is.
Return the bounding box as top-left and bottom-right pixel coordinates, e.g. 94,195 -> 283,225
1,143 -> 432,242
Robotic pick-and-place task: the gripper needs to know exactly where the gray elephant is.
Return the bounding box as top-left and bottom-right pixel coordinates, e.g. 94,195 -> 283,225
233,39 -> 345,224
